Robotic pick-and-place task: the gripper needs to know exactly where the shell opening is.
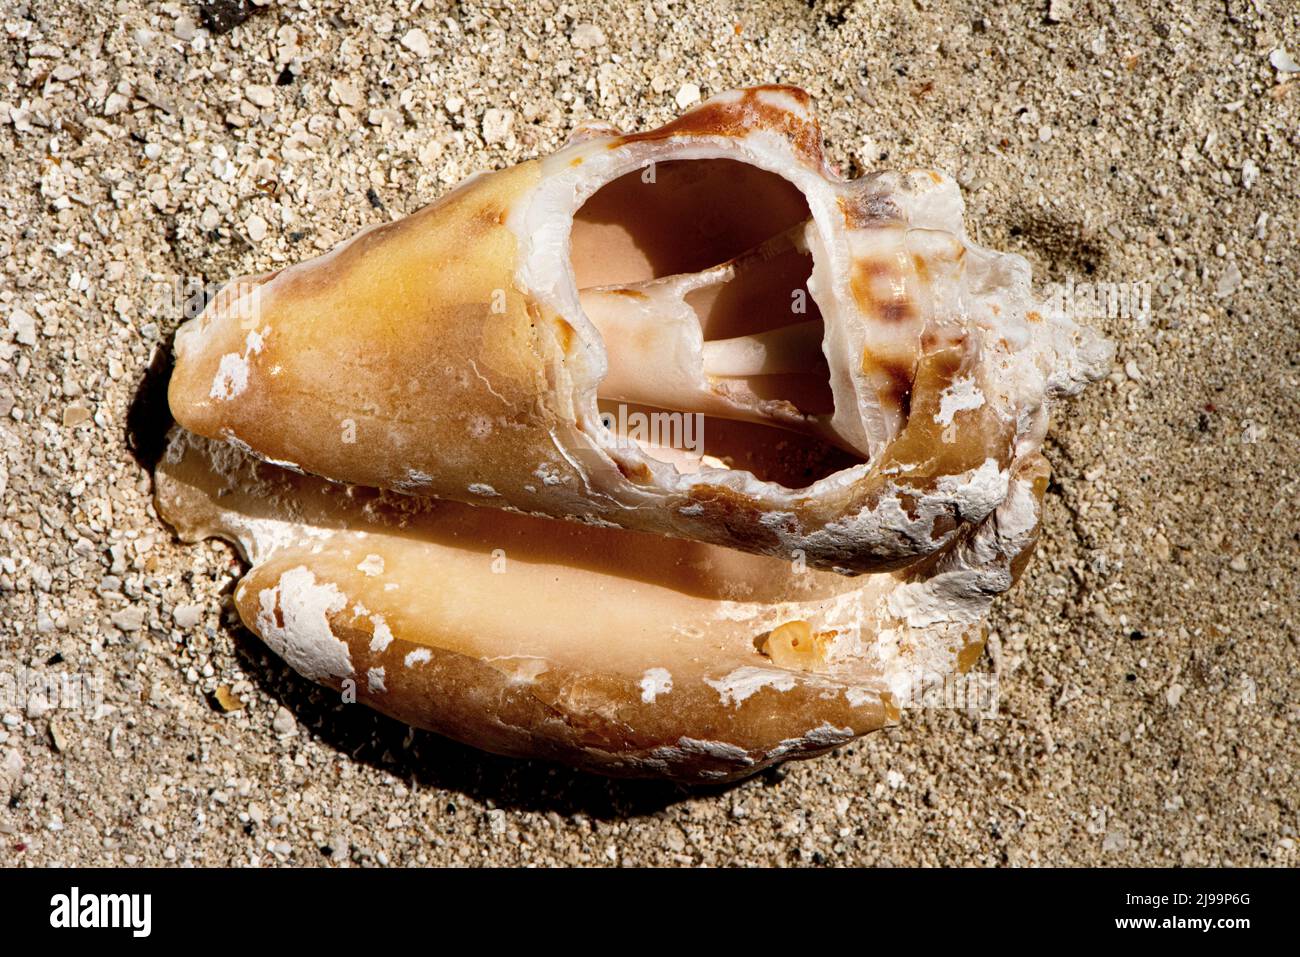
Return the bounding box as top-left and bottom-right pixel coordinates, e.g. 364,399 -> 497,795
568,159 -> 863,488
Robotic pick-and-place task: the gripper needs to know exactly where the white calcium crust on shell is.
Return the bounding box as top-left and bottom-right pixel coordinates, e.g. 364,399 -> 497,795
254,565 -> 353,682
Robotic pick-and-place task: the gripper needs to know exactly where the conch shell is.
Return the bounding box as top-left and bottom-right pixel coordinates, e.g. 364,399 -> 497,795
158,86 -> 1111,781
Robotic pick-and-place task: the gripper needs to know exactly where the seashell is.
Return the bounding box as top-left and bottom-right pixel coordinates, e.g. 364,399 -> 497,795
168,85 -> 1112,575
157,87 -> 1112,781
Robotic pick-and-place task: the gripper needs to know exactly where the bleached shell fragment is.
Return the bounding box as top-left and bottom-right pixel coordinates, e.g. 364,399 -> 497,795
252,565 -> 353,682
208,329 -> 265,401
705,666 -> 798,707
639,668 -> 673,704
210,352 -> 249,400
936,376 -> 985,426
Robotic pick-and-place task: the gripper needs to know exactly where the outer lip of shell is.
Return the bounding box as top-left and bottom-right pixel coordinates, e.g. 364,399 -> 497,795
156,425 -> 1049,783
156,428 -> 896,782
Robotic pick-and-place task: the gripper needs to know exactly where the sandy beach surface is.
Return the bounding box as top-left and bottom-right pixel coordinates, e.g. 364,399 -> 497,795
0,0 -> 1296,866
